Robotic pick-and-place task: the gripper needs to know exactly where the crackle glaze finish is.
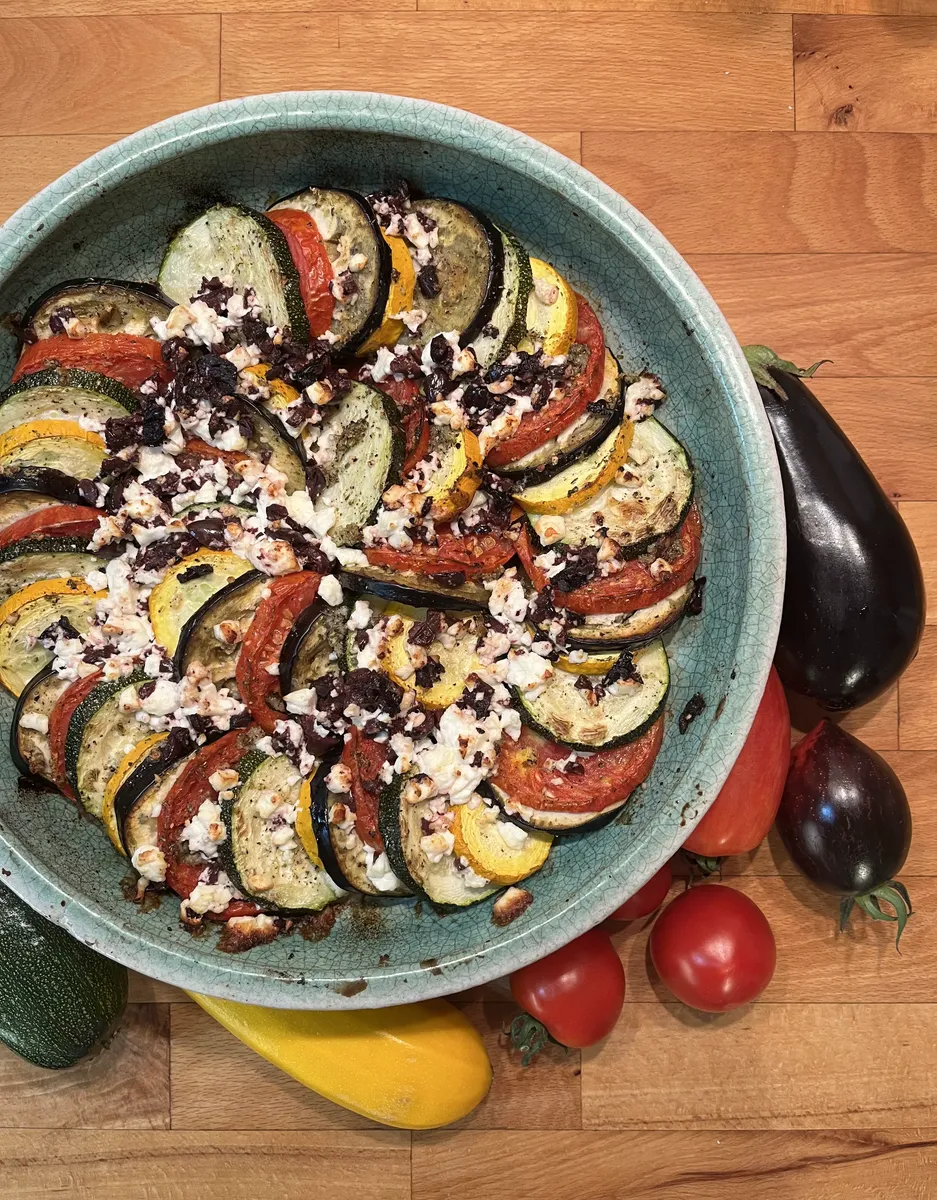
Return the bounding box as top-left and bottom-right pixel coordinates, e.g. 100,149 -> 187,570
0,93 -> 783,1009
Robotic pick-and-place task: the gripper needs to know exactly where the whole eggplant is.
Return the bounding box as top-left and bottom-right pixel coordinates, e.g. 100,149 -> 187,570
776,719 -> 912,945
745,346 -> 925,711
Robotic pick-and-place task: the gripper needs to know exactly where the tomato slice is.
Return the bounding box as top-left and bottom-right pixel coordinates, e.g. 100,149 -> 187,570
343,726 -> 389,851
267,208 -> 335,338
493,718 -> 664,813
0,504 -> 99,552
366,526 -> 516,579
517,504 -> 701,615
236,572 -> 321,734
485,295 -> 605,468
183,437 -> 247,470
48,670 -> 103,801
372,376 -> 429,474
14,334 -> 169,390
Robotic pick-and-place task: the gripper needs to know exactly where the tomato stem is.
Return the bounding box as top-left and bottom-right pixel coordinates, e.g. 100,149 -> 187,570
683,852 -> 724,879
839,879 -> 913,951
504,1013 -> 566,1067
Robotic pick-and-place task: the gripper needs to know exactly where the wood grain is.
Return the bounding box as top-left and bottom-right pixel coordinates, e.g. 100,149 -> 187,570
898,625 -> 937,750
220,13 -> 795,132
424,0 -> 935,11
582,132 -> 937,253
900,502 -> 937,623
412,1129 -> 937,1199
0,18 -> 220,137
0,1005 -> 168,1129
688,253 -> 937,376
2,0 -> 412,12
787,679 -> 898,751
794,16 -> 937,132
0,1130 -> 410,1200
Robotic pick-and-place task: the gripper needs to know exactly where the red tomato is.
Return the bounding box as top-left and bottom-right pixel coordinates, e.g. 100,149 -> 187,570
0,504 -> 99,551
14,334 -> 169,389
486,296 -> 605,467
649,884 -> 776,1012
342,727 -> 388,851
509,928 -> 625,1057
236,572 -> 321,733
516,505 -> 702,616
267,207 -> 335,337
365,526 -> 516,579
48,671 -> 103,800
608,862 -> 672,921
683,667 -> 790,858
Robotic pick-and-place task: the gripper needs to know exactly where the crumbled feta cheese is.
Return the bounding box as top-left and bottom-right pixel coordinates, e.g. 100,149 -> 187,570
181,798 -> 226,858
19,712 -> 48,734
420,829 -> 455,862
131,844 -> 167,883
364,849 -> 403,893
318,574 -> 343,606
496,820 -> 529,850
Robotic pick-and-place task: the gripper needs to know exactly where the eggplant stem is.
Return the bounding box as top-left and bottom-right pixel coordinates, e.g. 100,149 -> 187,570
846,880 -> 913,951
504,1013 -> 565,1067
742,345 -> 832,400
683,852 -> 723,879
839,896 -> 855,932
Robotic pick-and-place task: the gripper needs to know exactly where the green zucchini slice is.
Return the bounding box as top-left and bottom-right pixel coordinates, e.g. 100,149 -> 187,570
67,670 -> 151,820
219,752 -> 344,913
467,228 -> 533,369
514,639 -> 669,751
173,570 -> 266,688
158,203 -> 309,341
23,280 -> 171,342
10,664 -> 69,786
564,581 -> 694,650
313,381 -> 405,546
0,368 -> 137,436
0,538 -> 108,607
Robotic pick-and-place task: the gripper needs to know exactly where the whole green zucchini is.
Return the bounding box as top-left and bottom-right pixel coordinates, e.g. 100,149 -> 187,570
0,881 -> 127,1068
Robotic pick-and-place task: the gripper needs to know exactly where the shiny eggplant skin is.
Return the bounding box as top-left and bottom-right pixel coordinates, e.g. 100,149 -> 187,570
763,366 -> 925,711
777,720 -> 910,896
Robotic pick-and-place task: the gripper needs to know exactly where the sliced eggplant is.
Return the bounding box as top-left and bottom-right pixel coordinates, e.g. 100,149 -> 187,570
0,467 -> 86,509
557,417 -> 693,557
495,351 -> 622,487
23,280 -> 172,342
0,579 -> 102,697
279,602 -> 348,695
514,639 -> 669,751
10,664 -> 69,786
269,187 -> 390,354
173,570 -> 266,687
101,731 -> 168,854
313,381 -> 404,546
115,734 -> 211,859
486,781 -> 625,836
67,669 -> 151,819
0,538 -> 108,607
240,398 -> 306,492
407,199 -> 503,345
564,581 -> 694,650
158,203 -> 309,341
0,424 -> 107,479
148,549 -> 255,656
467,228 -> 533,369
378,775 -> 498,908
219,752 -> 343,913
340,562 -> 491,610
0,368 -> 137,436
310,764 -> 409,897
0,493 -> 63,533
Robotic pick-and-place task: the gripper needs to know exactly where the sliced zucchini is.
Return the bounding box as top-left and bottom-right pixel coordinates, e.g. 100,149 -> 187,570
101,732 -> 168,854
358,231 -> 417,354
514,639 -> 669,751
314,381 -> 404,546
421,425 -> 483,522
487,781 -> 626,835
515,420 -> 633,516
23,280 -> 171,342
68,669 -> 151,819
10,664 -> 69,786
495,350 -> 622,486
309,766 -> 409,897
564,581 -> 694,650
521,258 -> 578,357
451,798 -> 552,885
241,398 -> 305,492
557,417 -> 693,556
269,188 -> 390,353
379,776 -> 498,908
149,549 -> 255,656
467,228 -> 533,369
158,203 -> 309,340
0,467 -> 85,510
0,578 -> 103,696
219,752 -> 343,913
173,570 -> 266,687
0,538 -> 108,607
0,421 -> 106,479
406,199 -> 503,345
279,602 -> 348,695
0,368 -> 137,436
340,562 -> 491,610
377,604 -> 487,710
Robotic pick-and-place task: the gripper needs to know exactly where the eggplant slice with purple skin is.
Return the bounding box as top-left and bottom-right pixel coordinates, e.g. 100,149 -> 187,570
278,601 -> 348,695
745,346 -> 925,711
22,279 -> 173,342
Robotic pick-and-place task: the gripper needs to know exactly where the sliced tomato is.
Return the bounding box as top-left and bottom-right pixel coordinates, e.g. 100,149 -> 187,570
236,572 -> 321,734
517,503 -> 702,615
493,718 -> 663,813
183,437 -> 246,469
267,208 -> 335,338
48,670 -> 103,801
365,526 -> 516,579
485,295 -> 605,468
343,726 -> 389,851
372,376 -> 430,474
0,504 -> 100,552
14,334 -> 169,389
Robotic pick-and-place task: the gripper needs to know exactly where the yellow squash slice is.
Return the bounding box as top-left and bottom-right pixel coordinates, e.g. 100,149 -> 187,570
452,801 -> 552,886
0,420 -> 107,477
423,427 -> 483,521
514,420 -> 634,515
555,645 -> 621,676
0,578 -> 104,697
358,231 -> 418,354
294,776 -> 324,870
380,603 -> 486,710
101,732 -> 168,854
521,259 -> 578,357
149,549 -> 254,654
242,362 -> 301,412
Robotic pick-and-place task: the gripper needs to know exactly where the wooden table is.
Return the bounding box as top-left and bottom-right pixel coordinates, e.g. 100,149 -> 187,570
2,3 -> 936,1196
